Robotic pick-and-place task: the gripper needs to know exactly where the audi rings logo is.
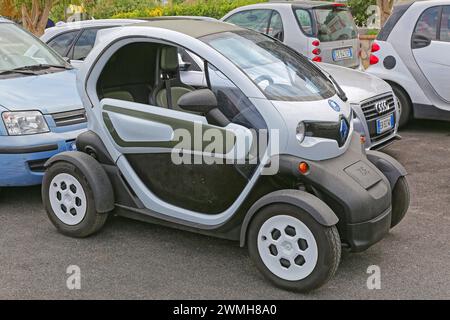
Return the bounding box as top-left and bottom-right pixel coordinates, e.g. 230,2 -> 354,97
375,100 -> 389,114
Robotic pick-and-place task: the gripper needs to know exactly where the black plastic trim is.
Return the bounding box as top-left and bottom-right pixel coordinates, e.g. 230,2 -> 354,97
0,143 -> 58,154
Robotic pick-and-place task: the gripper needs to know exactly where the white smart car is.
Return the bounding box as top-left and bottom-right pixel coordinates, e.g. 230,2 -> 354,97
366,0 -> 450,126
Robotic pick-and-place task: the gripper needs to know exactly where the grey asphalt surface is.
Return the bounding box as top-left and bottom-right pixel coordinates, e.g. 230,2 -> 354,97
0,120 -> 449,300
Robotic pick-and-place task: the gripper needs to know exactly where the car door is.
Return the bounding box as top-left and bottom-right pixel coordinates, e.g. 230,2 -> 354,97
412,6 -> 450,102
97,45 -> 266,219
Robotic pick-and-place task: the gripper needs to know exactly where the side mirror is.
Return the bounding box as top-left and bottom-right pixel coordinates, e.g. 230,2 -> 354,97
412,33 -> 432,49
178,89 -> 218,114
178,89 -> 230,127
179,61 -> 192,72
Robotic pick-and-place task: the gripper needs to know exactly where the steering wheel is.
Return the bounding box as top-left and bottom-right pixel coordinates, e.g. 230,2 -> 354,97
254,75 -> 274,86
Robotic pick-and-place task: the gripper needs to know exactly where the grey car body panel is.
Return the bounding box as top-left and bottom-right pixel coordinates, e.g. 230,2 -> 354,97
239,189 -> 339,246
45,151 -> 115,213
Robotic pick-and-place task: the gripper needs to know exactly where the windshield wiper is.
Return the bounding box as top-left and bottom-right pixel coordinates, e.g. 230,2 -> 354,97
16,64 -> 72,71
0,68 -> 38,76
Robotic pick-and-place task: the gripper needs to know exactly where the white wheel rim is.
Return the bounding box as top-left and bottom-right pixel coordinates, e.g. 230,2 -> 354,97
49,173 -> 87,226
257,215 -> 318,281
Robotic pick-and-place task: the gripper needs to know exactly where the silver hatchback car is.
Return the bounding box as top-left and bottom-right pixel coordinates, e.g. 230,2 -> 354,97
222,1 -> 360,68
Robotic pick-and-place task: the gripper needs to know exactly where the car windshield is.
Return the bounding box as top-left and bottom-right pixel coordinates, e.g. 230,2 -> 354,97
201,30 -> 335,102
0,23 -> 66,73
313,7 -> 358,42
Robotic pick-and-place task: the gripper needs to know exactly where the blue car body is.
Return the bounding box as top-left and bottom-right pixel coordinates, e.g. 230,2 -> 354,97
0,20 -> 86,186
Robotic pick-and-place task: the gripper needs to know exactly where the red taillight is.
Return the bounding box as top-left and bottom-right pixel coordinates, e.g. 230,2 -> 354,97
369,54 -> 379,65
312,56 -> 322,62
312,48 -> 321,55
332,3 -> 346,7
371,42 -> 380,53
312,40 -> 320,47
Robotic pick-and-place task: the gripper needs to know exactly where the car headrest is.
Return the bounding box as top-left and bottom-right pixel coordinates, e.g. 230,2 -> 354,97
160,46 -> 179,72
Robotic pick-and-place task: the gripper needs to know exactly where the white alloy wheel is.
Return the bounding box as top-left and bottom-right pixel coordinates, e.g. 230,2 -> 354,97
49,173 -> 87,226
257,215 -> 319,281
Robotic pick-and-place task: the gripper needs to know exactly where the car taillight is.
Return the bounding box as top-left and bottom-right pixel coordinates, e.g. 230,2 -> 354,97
371,42 -> 380,52
369,54 -> 379,65
312,56 -> 322,62
312,40 -> 320,47
312,48 -> 321,55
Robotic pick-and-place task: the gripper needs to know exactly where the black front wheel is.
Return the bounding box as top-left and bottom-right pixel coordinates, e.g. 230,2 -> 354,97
247,204 -> 341,293
391,176 -> 410,229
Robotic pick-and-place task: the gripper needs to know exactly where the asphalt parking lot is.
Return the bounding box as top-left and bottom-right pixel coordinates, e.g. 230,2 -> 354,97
0,120 -> 449,300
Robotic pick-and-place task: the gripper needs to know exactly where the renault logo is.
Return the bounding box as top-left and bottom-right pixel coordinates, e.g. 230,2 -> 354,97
375,100 -> 389,114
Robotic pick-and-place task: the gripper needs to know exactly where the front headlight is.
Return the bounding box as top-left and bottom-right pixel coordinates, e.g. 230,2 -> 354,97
296,122 -> 306,144
2,111 -> 50,136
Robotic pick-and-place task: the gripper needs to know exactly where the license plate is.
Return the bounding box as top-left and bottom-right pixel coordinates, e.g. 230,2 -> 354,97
66,141 -> 77,151
376,114 -> 394,134
332,47 -> 353,61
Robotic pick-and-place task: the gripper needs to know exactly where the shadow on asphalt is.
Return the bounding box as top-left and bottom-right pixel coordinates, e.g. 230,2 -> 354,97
400,119 -> 450,133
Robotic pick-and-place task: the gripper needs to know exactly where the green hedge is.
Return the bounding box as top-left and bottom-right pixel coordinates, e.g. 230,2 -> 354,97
111,0 -> 266,20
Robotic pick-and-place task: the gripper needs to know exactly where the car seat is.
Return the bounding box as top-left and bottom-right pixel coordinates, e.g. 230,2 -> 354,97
151,46 -> 194,111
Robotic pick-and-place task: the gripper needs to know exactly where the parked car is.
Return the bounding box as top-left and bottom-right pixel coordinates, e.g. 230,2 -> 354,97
366,0 -> 450,127
222,1 -> 361,69
41,19 -> 143,68
220,5 -> 400,149
41,18 -> 409,292
0,18 -> 86,187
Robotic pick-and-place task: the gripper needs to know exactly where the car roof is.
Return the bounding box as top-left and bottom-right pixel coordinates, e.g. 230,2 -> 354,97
244,1 -> 346,9
131,18 -> 243,38
50,18 -> 143,30
0,17 -> 12,23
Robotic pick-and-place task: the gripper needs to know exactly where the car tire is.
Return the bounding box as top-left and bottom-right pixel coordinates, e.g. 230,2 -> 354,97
247,203 -> 341,293
42,161 -> 108,238
390,176 -> 410,229
392,85 -> 411,128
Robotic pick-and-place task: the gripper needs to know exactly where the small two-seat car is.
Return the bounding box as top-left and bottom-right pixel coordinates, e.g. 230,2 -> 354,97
0,18 -> 86,187
367,0 -> 450,126
41,18 -> 410,292
222,1 -> 361,68
42,18 -> 400,150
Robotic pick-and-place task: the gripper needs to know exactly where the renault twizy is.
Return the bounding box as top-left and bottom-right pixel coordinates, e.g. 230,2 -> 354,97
42,19 -> 410,292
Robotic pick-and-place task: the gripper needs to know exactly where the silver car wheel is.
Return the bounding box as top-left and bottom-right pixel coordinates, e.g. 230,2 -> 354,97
49,173 -> 87,226
257,215 -> 318,281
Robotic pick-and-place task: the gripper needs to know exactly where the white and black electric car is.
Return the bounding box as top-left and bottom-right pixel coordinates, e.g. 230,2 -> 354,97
41,19 -> 410,292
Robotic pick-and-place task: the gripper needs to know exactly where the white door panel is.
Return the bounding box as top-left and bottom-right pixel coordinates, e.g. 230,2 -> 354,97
413,41 -> 450,102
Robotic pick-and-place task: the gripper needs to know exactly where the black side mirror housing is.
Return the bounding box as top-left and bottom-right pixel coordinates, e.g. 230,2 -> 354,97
178,89 -> 230,127
178,89 -> 218,114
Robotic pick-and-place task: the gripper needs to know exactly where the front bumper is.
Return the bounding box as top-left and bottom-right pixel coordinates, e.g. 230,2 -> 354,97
279,133 -> 392,252
0,128 -> 85,186
351,95 -> 399,151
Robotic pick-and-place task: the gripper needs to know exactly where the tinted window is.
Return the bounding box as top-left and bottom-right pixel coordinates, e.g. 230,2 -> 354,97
378,3 -> 414,41
202,31 -> 335,102
314,7 -> 358,42
268,11 -> 284,41
294,9 -> 313,36
47,31 -> 79,57
225,10 -> 271,33
414,6 -> 440,40
440,6 -> 450,42
72,28 -> 100,61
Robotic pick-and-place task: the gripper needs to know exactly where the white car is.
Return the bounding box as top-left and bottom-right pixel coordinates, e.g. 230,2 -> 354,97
366,0 -> 450,126
42,18 -> 400,150
222,1 -> 361,69
41,19 -> 142,68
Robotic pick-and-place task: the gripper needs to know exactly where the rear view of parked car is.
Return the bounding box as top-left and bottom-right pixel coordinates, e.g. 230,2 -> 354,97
222,1 -> 360,68
0,18 -> 86,187
366,0 -> 450,126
